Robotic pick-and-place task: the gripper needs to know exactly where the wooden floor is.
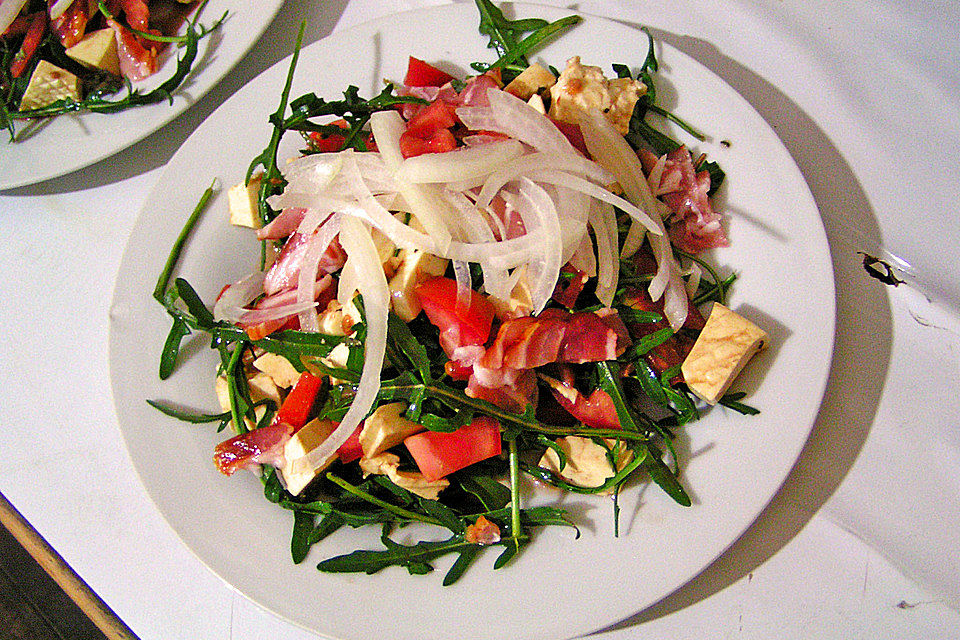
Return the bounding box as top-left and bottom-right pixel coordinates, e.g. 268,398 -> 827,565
0,492 -> 140,640
0,521 -> 109,640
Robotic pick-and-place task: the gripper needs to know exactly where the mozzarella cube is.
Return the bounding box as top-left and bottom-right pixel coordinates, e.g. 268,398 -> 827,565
359,402 -> 424,458
526,93 -> 546,115
681,303 -> 767,405
228,174 -> 263,229
548,56 -> 646,134
503,62 -> 556,100
359,452 -> 449,500
65,28 -> 120,76
388,248 -> 449,321
539,436 -> 632,492
19,61 -> 81,110
253,353 -> 301,389
281,419 -> 340,495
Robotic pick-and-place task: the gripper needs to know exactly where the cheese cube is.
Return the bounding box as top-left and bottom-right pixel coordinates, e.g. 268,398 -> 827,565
359,452 -> 449,500
359,402 -> 424,458
538,436 -> 632,492
253,353 -> 301,388
388,248 -> 448,321
548,56 -> 646,134
281,419 -> 339,495
503,62 -> 556,100
65,28 -> 120,76
19,61 -> 81,110
228,174 -> 263,229
681,304 -> 767,405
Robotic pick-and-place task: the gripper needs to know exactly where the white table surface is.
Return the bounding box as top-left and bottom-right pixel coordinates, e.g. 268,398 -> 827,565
3,0 -> 960,638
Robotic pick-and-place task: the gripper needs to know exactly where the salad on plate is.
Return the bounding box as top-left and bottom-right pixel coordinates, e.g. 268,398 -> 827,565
0,0 -> 223,140
151,0 -> 768,586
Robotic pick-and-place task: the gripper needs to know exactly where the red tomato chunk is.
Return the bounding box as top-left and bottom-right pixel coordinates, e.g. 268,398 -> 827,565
415,276 -> 496,353
403,56 -> 455,88
404,416 -> 502,482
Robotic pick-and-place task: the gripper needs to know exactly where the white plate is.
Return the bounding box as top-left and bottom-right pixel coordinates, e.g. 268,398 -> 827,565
0,0 -> 283,189
110,5 -> 835,640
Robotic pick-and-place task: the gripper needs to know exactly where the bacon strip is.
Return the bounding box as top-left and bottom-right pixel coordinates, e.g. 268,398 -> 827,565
213,422 -> 294,475
262,230 -> 347,296
640,147 -> 728,254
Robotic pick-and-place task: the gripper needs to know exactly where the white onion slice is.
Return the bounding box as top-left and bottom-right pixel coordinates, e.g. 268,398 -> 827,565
476,152 -> 612,208
394,139 -> 524,184
530,169 -> 661,237
369,111 -> 453,251
510,178 -> 562,313
213,272 -> 266,322
296,216 -> 389,478
568,229 -> 597,278
296,213 -> 341,332
1,0 -> 29,34
588,201 -> 619,308
457,88 -> 574,156
239,301 -> 318,326
579,109 -> 688,329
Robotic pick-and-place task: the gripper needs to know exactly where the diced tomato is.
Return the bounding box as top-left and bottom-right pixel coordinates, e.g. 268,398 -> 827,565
275,372 -> 324,431
404,56 -> 455,88
399,99 -> 459,158
399,127 -> 456,158
415,277 -> 496,353
10,11 -> 46,79
336,423 -> 364,464
308,119 -> 349,152
404,416 -> 502,482
51,0 -> 89,48
406,98 -> 458,134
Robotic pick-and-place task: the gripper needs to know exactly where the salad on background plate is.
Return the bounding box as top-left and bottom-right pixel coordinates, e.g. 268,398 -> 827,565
153,0 -> 768,585
109,2 -> 833,638
0,0 -> 284,189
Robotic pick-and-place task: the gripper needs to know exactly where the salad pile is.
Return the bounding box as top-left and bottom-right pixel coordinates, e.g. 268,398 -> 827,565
0,0 -> 222,140
152,0 -> 767,585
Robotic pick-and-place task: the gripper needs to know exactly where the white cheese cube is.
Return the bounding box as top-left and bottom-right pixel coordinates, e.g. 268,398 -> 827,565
681,303 -> 767,405
503,62 -> 556,100
526,93 -> 546,115
538,436 -> 632,492
359,452 -> 449,500
253,353 -> 301,389
388,248 -> 449,322
548,56 -> 646,134
281,419 -> 339,495
228,174 -> 263,229
65,28 -> 120,76
359,402 -> 424,458
19,60 -> 81,110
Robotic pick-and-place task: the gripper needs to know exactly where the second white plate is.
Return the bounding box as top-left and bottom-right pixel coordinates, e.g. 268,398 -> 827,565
0,0 -> 284,189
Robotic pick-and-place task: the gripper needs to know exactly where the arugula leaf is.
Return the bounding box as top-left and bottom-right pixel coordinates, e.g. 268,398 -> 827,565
472,0 -> 581,82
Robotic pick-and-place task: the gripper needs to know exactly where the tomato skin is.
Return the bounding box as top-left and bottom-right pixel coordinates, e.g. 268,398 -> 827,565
415,277 -> 496,350
404,56 -> 455,88
404,416 -> 502,481
399,99 -> 459,158
275,372 -> 324,430
336,424 -> 364,463
10,11 -> 46,79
